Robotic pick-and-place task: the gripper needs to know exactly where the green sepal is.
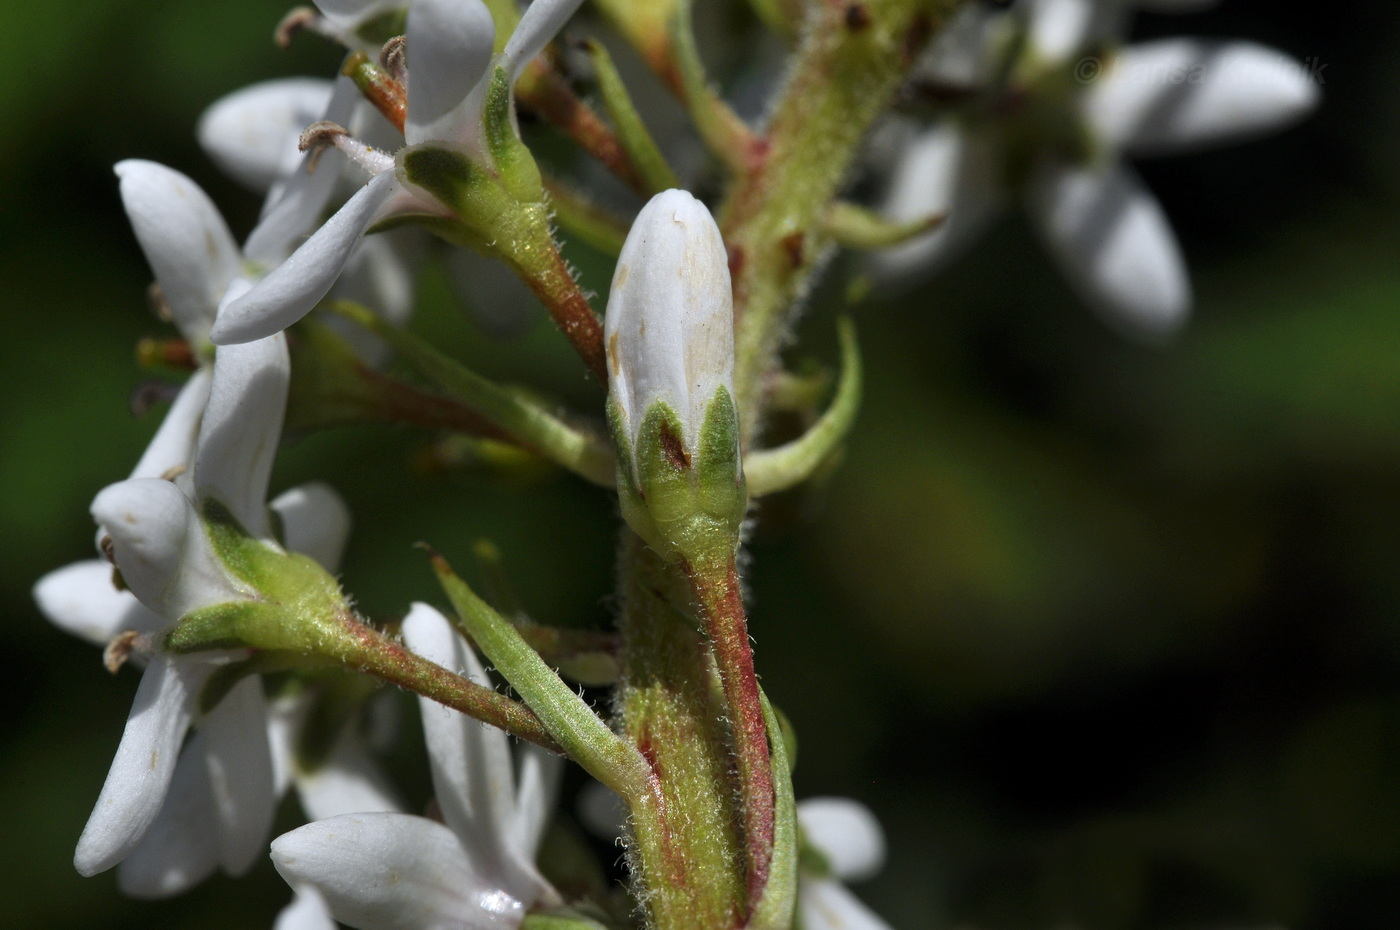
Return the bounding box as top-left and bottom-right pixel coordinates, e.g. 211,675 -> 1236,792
623,387 -> 746,566
399,146 -> 514,247
481,66 -> 544,203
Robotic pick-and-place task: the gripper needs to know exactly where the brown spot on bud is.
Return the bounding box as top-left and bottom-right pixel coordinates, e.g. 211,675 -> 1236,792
781,231 -> 805,269
844,4 -> 871,31
104,630 -> 141,674
608,331 -> 621,377
658,419 -> 692,470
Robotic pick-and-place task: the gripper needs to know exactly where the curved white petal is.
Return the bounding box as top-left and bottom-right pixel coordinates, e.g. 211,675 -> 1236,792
244,77 -> 366,266
271,483 -> 353,571
868,125 -> 1005,288
296,732 -> 405,822
91,478 -> 243,620
272,813 -> 526,930
212,171 -> 403,345
400,606 -> 527,884
197,78 -> 336,192
115,160 -> 241,345
1029,161 -> 1191,338
202,675 -> 276,874
276,886 -> 339,930
1088,40 -> 1321,156
75,656 -> 211,875
116,734 -> 221,898
34,560 -> 162,645
797,798 -> 886,882
799,877 -> 894,930
405,0 -> 496,146
195,334 -> 290,538
316,0 -> 401,32
511,744 -> 563,856
129,368 -> 212,482
501,0 -> 585,82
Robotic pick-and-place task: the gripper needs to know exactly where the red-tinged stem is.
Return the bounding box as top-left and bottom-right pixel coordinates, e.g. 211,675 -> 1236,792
686,554 -> 775,909
515,244 -> 609,385
327,611 -> 562,752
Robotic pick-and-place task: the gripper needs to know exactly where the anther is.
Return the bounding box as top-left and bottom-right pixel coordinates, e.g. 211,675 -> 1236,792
103,630 -> 142,674
299,121 -> 395,176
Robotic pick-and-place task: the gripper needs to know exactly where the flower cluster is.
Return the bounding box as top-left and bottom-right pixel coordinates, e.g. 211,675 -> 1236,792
35,0 -> 1320,927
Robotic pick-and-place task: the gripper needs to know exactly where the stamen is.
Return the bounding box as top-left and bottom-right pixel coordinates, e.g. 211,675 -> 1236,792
342,50 -> 407,134
103,630 -> 145,674
380,35 -> 407,85
275,7 -> 353,49
299,121 -> 395,176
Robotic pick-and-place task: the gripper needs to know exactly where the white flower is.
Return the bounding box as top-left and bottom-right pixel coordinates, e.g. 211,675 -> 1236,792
874,0 -> 1319,338
42,331 -> 290,885
797,798 -> 892,930
270,603 -> 562,929
604,188 -> 735,460
213,0 -> 586,347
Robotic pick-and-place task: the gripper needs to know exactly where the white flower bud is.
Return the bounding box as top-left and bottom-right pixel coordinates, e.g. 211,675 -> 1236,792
604,189 -> 745,564
605,189 -> 735,460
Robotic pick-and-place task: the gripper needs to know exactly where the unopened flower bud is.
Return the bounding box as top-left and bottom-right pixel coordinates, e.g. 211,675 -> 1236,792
605,189 -> 746,565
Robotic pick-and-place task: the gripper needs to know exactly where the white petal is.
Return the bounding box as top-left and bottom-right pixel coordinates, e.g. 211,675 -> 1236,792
194,334 -> 290,537
1027,0 -> 1097,64
404,0 -> 496,146
914,4 -> 1010,88
400,606 -> 523,875
317,0 -> 401,32
797,798 -> 886,882
500,0 -> 585,82
867,125 -> 1004,288
605,189 -> 734,453
116,734 -> 220,898
202,675 -> 276,874
271,483 -> 353,571
75,656 -> 210,875
129,368 -> 212,482
198,78 -> 336,192
34,560 -> 162,645
243,77 -> 365,266
1088,40 -> 1320,156
212,171 -> 402,345
276,887 -> 339,930
296,728 -> 404,822
272,813 -> 526,930
799,877 -> 894,930
1028,161 -> 1190,338
511,744 -> 563,857
91,478 -> 243,619
115,160 -> 242,344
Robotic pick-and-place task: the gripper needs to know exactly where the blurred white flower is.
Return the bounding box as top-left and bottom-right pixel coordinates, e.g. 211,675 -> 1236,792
797,797 -> 892,930
874,0 -> 1319,338
270,603 -> 562,929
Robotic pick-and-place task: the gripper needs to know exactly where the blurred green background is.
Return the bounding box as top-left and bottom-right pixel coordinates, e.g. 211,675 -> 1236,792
3,1 -> 1398,927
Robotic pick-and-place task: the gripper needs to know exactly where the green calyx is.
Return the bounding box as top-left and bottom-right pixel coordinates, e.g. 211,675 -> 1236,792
614,386 -> 747,567
163,500 -> 352,656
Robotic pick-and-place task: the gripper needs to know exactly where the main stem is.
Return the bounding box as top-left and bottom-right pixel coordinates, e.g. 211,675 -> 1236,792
686,554 -> 774,907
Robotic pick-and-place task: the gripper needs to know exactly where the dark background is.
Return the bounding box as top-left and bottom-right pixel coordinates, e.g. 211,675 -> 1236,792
3,1 -> 1397,927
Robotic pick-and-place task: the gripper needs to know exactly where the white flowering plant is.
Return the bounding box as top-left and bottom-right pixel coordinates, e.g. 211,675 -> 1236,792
31,0 -> 1326,928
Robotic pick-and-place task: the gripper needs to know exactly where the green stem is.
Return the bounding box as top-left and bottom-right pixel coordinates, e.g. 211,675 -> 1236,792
720,0 -> 946,442
685,553 -> 775,910
324,610 -> 562,752
617,536 -> 747,929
